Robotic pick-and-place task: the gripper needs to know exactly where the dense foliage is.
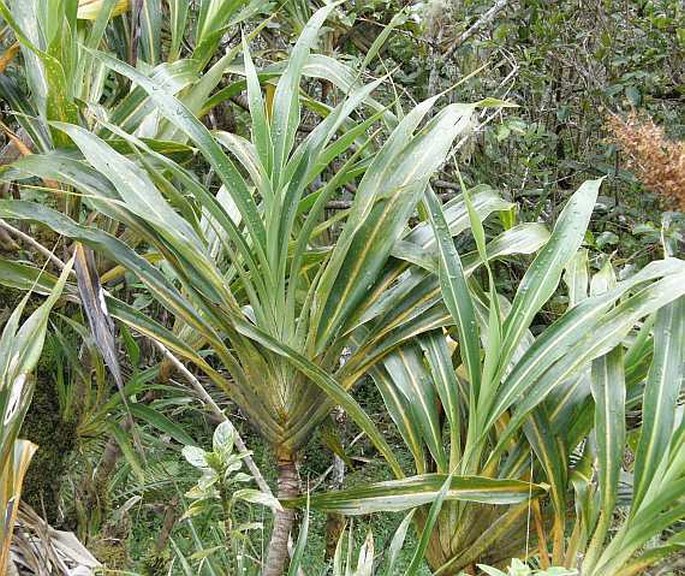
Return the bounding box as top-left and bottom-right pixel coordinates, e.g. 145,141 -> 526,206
0,1 -> 683,575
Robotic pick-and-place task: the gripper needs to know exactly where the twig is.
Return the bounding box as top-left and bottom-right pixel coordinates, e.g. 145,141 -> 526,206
0,219 -> 66,270
0,120 -> 32,159
444,0 -> 510,60
152,340 -> 275,501
432,179 -> 461,191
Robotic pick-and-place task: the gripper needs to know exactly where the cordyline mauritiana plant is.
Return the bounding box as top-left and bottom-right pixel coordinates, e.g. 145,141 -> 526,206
301,173 -> 685,574
0,5 -> 513,573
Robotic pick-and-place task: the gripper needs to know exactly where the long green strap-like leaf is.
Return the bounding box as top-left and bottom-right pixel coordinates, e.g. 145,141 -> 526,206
382,510 -> 415,576
583,345 -> 625,572
87,47 -> 268,266
493,265 -> 685,457
167,0 -> 189,61
423,185 -> 482,403
369,362 -> 426,474
285,474 -> 546,514
524,406 -> 568,563
631,296 -> 685,512
421,332 -> 462,470
381,343 -> 447,471
242,35 -> 272,172
139,0 -> 161,64
496,178 -> 603,388
270,3 -> 335,186
193,0 -> 248,69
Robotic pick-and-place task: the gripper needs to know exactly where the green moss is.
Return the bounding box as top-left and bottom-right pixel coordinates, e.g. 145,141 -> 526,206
88,536 -> 130,570
20,371 -> 78,528
140,549 -> 172,576
0,284 -> 23,324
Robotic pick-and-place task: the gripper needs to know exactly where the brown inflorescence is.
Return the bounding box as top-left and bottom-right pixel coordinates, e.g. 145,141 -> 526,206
607,111 -> 685,212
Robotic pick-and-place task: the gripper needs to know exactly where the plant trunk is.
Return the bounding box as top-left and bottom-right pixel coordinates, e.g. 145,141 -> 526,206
263,452 -> 298,576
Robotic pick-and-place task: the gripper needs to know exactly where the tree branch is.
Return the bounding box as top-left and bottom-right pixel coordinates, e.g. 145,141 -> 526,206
444,0 -> 510,59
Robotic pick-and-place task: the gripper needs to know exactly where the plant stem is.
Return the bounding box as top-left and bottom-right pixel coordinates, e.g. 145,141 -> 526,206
221,484 -> 235,573
263,452 -> 298,576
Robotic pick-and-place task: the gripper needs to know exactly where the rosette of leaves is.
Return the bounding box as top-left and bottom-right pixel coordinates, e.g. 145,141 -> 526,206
0,5 -> 492,572
300,178 -> 685,574
182,421 -> 278,520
